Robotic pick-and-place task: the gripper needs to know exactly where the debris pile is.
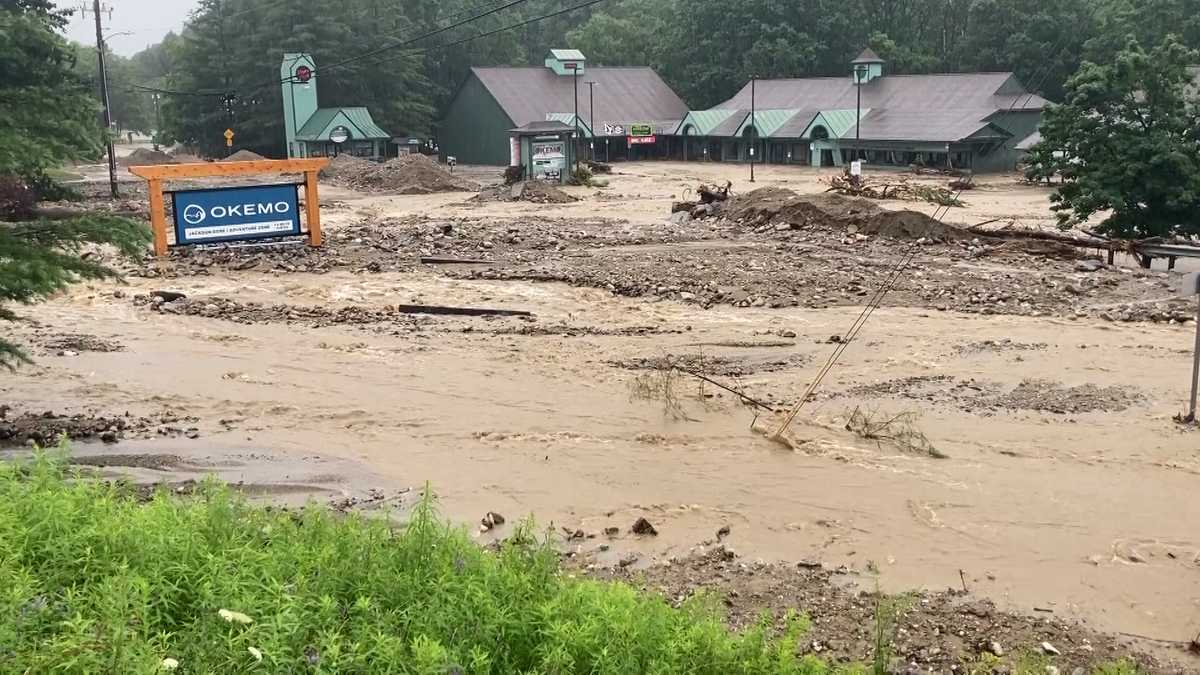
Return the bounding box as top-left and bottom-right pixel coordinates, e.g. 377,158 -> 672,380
471,180 -> 577,204
670,181 -> 732,221
0,406 -> 199,447
322,154 -> 479,194
121,148 -> 178,166
221,149 -> 267,162
722,187 -> 965,241
824,174 -> 964,207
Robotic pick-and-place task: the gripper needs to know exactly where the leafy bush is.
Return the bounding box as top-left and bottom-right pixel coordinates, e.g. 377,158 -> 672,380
568,164 -> 594,187
0,453 -> 837,673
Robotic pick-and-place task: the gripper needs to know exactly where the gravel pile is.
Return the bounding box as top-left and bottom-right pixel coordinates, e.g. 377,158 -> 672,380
322,154 -> 479,194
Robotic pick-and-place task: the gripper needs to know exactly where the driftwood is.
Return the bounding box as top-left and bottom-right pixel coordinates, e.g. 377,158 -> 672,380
419,256 -> 494,265
964,223 -> 1105,249
697,180 -> 731,204
394,304 -> 532,317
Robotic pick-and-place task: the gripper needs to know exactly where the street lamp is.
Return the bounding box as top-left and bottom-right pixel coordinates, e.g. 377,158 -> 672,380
854,64 -> 867,163
749,75 -> 756,183
572,67 -> 580,168
585,80 -> 597,161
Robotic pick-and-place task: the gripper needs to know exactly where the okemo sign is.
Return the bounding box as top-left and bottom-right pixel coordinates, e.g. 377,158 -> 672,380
171,184 -> 302,246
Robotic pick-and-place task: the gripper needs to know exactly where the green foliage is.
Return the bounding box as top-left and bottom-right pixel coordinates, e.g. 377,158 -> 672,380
69,42 -> 154,135
0,453 -> 844,673
0,214 -> 151,368
1034,37 -> 1200,238
0,1 -> 103,182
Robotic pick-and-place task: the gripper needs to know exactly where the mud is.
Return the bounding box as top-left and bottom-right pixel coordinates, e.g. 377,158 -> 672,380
585,547 -> 1187,673
7,160 -> 1200,668
0,407 -> 199,448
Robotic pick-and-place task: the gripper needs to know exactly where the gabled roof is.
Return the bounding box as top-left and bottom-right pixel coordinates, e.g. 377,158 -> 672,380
799,109 -> 866,139
469,66 -> 689,137
675,109 -> 740,135
705,72 -> 1047,142
852,48 -> 884,64
545,112 -> 593,138
735,108 -> 804,137
296,107 -> 389,141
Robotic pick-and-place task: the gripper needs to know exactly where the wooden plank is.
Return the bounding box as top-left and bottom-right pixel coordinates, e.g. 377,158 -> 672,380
148,178 -> 168,257
419,256 -> 495,265
127,158 -> 329,180
393,304 -> 532,317
303,170 -> 321,247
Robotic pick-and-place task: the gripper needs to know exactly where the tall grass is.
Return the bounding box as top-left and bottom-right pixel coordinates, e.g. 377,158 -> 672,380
0,452 -> 836,674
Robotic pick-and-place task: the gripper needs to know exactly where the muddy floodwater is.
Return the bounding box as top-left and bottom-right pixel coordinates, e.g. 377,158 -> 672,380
5,160 -> 1199,666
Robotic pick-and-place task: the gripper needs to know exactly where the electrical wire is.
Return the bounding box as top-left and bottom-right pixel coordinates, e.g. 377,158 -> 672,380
771,29 -> 1085,440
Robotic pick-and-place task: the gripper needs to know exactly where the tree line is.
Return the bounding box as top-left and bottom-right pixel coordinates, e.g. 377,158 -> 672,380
83,0 -> 1198,158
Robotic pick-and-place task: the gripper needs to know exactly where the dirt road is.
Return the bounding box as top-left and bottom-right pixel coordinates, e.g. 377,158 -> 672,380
4,161 -> 1199,668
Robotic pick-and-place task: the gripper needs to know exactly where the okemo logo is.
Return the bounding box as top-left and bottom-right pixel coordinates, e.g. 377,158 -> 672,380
180,200 -> 292,226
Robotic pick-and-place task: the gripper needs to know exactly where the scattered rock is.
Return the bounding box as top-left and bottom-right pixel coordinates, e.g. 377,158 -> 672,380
1042,641 -> 1061,656
716,524 -> 731,539
151,290 -> 187,303
480,511 -> 506,531
1074,259 -> 1104,272
631,517 -> 658,536
603,526 -> 619,537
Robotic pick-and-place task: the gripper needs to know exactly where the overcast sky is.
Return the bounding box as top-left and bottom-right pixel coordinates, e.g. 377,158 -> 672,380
64,0 -> 198,56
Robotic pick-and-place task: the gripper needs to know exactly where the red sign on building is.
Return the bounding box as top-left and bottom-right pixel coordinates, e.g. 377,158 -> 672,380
627,135 -> 657,145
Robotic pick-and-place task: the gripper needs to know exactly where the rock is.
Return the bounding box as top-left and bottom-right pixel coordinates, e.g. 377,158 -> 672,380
184,428 -> 200,439
618,553 -> 638,567
667,211 -> 692,226
100,430 -> 118,444
1041,641 -> 1060,656
679,291 -> 696,302
778,329 -> 797,338
631,517 -> 657,536
603,526 -> 619,536
1074,259 -> 1104,273
716,524 -> 731,539
988,641 -> 1004,657
151,290 -> 187,302
796,559 -> 823,569
480,511 -> 506,531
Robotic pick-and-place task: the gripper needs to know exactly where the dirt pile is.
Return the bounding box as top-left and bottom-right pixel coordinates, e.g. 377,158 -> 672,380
723,187 -> 966,241
121,148 -> 178,166
471,180 -> 577,204
323,154 -> 479,194
222,149 -> 266,162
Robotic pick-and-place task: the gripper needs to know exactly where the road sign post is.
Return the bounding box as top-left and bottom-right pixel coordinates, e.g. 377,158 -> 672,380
1179,272 -> 1200,422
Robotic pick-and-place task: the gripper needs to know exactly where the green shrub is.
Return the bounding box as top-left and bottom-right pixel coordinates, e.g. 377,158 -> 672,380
0,452 -> 837,674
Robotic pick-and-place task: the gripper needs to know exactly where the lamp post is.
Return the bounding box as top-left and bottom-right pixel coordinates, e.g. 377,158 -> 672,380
749,75 -> 756,183
573,67 -> 580,167
586,80 -> 597,160
854,64 -> 867,162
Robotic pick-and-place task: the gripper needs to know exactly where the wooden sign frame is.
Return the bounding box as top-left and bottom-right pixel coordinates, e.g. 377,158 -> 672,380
128,158 -> 330,257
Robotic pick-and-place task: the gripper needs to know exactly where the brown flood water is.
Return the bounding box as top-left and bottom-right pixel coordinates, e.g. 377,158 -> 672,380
4,264 -> 1199,648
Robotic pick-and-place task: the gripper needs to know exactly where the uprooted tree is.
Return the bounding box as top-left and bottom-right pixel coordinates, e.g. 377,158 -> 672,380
0,0 -> 150,369
1031,37 -> 1200,239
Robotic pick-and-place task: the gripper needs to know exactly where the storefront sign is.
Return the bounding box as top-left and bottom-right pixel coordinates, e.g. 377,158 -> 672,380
627,135 -> 657,145
172,183 -> 302,246
629,123 -> 654,137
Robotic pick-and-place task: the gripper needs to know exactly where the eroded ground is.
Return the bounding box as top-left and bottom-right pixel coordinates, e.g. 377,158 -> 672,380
5,160 -> 1199,671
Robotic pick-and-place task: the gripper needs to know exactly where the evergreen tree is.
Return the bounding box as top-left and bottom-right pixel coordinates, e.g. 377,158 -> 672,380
1,0 -> 150,369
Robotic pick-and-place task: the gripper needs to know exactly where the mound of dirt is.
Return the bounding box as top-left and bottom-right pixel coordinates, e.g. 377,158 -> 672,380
724,187 -> 964,241
121,147 -> 178,166
222,149 -> 266,162
323,154 -> 479,194
470,180 -> 577,204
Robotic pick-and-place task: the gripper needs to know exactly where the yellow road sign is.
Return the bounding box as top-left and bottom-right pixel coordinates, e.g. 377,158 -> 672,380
223,128 -> 235,140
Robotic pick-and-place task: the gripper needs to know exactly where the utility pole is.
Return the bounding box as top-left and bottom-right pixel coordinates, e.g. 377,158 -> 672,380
88,0 -> 118,198
749,76 -> 756,183
573,68 -> 580,167
586,80 -> 597,161
855,65 -> 865,163
151,93 -> 162,151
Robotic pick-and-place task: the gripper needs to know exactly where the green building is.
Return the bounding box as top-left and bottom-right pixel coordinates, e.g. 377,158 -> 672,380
670,50 -> 1047,172
280,53 -> 391,159
439,49 -> 688,166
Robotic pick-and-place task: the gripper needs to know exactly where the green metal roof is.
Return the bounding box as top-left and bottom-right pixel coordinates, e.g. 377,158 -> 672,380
296,107 -> 390,141
545,112 -> 593,138
674,109 -> 739,136
801,109 -> 869,139
733,109 -> 802,138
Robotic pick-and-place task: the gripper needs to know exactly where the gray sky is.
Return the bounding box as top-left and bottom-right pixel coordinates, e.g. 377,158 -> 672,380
64,0 -> 198,56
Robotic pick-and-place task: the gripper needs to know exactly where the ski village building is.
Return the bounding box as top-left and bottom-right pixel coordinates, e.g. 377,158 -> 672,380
439,49 -> 1048,172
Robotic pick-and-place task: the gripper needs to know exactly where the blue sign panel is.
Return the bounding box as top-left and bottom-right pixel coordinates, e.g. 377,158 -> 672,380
171,183 -> 302,246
